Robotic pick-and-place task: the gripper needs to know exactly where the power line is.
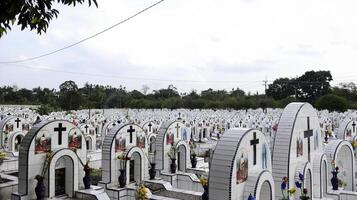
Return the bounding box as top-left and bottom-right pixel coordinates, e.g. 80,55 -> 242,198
0,0 -> 166,64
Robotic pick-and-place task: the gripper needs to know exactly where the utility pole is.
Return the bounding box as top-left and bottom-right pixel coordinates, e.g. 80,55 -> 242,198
262,76 -> 268,94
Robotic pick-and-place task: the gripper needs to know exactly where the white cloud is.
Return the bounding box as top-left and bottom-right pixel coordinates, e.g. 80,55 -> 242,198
1,0 -> 357,93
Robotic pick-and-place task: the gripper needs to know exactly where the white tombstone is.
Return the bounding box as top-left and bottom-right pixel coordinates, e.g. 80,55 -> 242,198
12,120 -> 87,199
272,102 -> 326,199
209,128 -> 275,200
101,123 -> 149,187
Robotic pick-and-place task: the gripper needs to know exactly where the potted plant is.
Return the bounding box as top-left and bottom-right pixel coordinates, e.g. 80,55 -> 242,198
295,172 -> 310,200
200,176 -> 208,200
117,154 -> 130,188
189,140 -> 197,168
167,145 -> 177,174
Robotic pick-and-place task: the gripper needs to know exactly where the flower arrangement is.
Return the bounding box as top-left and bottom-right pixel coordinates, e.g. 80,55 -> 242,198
117,153 -> 131,169
295,172 -> 309,200
137,184 -> 148,200
167,145 -> 177,160
189,140 -> 197,156
0,151 -> 7,161
351,140 -> 357,148
326,130 -> 332,137
35,150 -> 53,181
200,176 -> 208,186
281,176 -> 297,199
338,179 -> 346,188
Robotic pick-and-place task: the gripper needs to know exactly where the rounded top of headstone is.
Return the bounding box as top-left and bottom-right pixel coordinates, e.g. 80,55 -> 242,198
209,128 -> 272,200
272,102 -> 322,195
336,119 -> 356,141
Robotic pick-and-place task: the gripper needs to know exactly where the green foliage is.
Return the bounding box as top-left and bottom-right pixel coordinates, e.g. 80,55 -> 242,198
0,0 -> 98,37
59,80 -> 82,110
1,74 -> 357,112
36,104 -> 56,115
266,70 -> 333,103
90,168 -> 102,185
315,94 -> 348,112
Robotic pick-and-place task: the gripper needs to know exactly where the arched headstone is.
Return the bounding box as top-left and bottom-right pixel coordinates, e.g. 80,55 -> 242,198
209,128 -> 274,200
155,121 -> 189,173
272,102 -> 325,199
101,123 -> 149,187
12,120 -> 87,199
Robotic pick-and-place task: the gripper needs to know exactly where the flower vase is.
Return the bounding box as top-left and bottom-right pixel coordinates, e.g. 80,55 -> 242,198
190,154 -> 197,168
35,176 -> 45,200
149,163 -> 156,180
170,158 -> 177,174
331,171 -> 339,190
83,170 -> 91,189
118,169 -> 126,188
202,185 -> 208,200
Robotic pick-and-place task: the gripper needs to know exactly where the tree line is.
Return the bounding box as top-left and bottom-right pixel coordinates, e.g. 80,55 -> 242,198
0,70 -> 356,114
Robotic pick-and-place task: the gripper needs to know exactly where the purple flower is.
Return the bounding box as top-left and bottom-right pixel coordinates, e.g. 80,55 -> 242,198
281,182 -> 287,190
248,194 -> 256,200
295,181 -> 302,188
299,173 -> 304,181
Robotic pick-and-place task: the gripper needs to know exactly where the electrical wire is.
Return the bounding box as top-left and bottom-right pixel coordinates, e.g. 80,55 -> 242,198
0,0 -> 166,64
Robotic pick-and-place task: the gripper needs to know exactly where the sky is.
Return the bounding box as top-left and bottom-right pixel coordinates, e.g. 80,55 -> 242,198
1,0 -> 357,94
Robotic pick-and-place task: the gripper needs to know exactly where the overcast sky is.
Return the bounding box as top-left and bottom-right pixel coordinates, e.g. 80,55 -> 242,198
1,0 -> 357,94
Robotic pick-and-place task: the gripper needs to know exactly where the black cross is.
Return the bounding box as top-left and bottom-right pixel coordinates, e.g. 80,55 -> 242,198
178,112 -> 181,118
304,117 -> 314,162
15,118 -> 21,128
250,132 -> 259,165
84,125 -> 89,133
127,125 -> 135,143
352,121 -> 356,133
54,123 -> 66,145
175,123 -> 180,138
148,123 -> 152,132
239,121 -> 242,127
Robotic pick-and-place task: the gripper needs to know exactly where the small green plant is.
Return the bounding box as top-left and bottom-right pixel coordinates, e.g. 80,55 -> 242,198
338,179 -> 346,188
167,145 -> 176,160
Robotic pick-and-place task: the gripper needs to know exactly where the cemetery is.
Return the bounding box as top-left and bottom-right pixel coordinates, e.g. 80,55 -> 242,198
1,1 -> 357,200
0,102 -> 355,200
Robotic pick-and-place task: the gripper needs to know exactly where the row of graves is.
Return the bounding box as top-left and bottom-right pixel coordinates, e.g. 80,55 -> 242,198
0,104 -> 356,199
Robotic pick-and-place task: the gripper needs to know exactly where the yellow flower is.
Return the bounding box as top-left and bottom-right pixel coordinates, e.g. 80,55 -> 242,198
0,152 -> 6,160
200,176 -> 208,186
351,141 -> 357,148
288,187 -> 296,194
137,184 -> 148,200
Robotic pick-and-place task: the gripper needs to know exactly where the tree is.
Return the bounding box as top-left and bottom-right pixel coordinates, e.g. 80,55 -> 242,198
266,70 -> 333,102
230,88 -> 245,98
296,70 -> 332,102
331,82 -> 357,102
59,80 -> 82,110
0,0 -> 98,37
266,78 -> 295,100
315,94 -> 348,112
